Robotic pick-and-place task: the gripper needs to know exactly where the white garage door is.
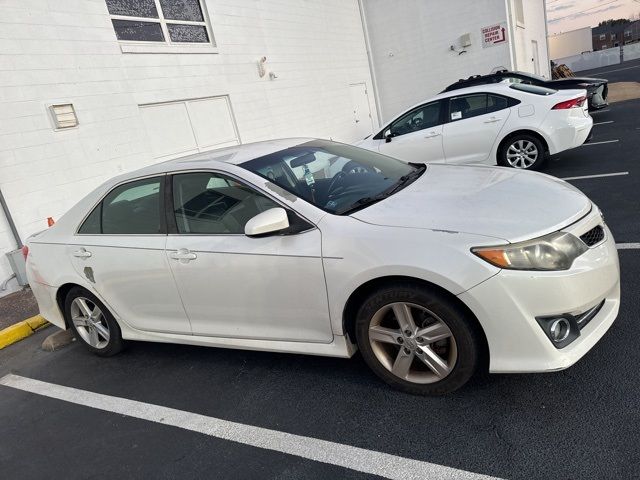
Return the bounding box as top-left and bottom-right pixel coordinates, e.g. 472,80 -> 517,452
140,96 -> 240,160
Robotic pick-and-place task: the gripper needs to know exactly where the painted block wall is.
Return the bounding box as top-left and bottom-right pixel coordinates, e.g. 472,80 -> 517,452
0,0 -> 378,294
361,0 -> 550,122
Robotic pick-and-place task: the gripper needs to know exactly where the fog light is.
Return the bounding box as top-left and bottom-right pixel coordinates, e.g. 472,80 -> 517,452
535,314 -> 580,349
549,318 -> 571,343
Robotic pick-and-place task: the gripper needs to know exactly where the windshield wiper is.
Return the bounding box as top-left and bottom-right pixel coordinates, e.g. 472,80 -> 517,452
338,163 -> 426,215
385,163 -> 426,195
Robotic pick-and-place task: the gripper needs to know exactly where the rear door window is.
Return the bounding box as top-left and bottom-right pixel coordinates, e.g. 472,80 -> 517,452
509,84 -> 556,95
78,177 -> 164,234
447,94 -> 488,121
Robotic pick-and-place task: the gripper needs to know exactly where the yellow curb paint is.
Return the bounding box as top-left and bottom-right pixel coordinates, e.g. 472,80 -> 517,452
0,315 -> 49,350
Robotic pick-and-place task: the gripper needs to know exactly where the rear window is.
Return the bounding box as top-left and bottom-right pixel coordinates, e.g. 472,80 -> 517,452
509,84 -> 556,96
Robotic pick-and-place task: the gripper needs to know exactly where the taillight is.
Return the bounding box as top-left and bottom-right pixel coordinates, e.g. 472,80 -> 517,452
21,245 -> 29,260
552,95 -> 587,110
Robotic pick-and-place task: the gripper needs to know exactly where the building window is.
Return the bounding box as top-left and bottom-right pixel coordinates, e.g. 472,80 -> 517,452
610,33 -> 616,40
106,0 -> 214,45
625,30 -> 631,37
599,34 -> 606,40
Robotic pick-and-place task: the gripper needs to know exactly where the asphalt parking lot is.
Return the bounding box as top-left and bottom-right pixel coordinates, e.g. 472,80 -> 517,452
1,67 -> 639,480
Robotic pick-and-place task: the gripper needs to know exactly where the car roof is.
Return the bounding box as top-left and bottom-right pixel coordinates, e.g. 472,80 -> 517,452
394,82 -> 521,117
112,138 -> 314,180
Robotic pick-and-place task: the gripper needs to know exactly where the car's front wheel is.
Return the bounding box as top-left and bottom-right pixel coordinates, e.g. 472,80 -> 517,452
498,134 -> 545,170
355,283 -> 482,395
64,286 -> 124,356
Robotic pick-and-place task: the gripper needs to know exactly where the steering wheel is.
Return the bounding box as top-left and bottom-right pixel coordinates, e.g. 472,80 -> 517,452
342,160 -> 374,175
326,171 -> 348,199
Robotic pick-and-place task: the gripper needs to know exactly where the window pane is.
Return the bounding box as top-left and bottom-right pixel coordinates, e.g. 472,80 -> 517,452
173,173 -> 278,234
448,94 -> 487,121
102,178 -> 163,234
78,203 -> 102,234
487,94 -> 509,113
112,19 -> 165,42
167,24 -> 208,43
159,0 -> 204,21
106,0 -> 159,18
390,102 -> 441,136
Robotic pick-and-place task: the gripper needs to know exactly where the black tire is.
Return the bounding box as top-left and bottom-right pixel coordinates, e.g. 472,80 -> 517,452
498,133 -> 546,170
355,282 -> 482,395
64,286 -> 124,357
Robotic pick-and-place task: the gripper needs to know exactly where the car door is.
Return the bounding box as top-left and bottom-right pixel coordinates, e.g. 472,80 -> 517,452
165,171 -> 333,343
70,175 -> 192,334
376,101 -> 446,163
441,93 -> 511,164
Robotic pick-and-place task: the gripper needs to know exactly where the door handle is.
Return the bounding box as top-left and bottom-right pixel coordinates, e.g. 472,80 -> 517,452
170,249 -> 197,262
424,132 -> 441,138
483,117 -> 502,123
73,248 -> 92,258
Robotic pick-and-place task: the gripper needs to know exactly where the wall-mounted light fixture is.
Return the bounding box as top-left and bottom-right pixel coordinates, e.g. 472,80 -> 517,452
257,57 -> 267,78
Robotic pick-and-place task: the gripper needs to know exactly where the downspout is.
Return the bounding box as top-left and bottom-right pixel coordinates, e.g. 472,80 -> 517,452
0,187 -> 22,248
504,0 -> 517,70
542,0 -> 551,76
357,0 -> 384,126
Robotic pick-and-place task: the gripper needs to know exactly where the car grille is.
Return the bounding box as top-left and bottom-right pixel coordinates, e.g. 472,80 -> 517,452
580,225 -> 605,247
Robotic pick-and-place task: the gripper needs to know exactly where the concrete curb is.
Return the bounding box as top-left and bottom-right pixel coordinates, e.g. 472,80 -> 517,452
0,315 -> 49,350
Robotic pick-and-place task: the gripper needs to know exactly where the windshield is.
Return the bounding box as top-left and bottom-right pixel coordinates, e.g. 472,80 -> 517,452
241,140 -> 421,215
509,83 -> 556,95
514,71 -> 547,82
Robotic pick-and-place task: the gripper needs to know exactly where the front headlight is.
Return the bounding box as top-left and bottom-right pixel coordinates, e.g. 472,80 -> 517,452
472,231 -> 588,271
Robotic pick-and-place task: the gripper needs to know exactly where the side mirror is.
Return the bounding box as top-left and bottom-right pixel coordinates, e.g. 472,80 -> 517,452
245,207 -> 290,237
384,129 -> 393,143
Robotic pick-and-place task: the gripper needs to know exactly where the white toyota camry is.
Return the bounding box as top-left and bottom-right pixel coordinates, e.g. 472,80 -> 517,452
26,139 -> 619,394
357,83 -> 593,170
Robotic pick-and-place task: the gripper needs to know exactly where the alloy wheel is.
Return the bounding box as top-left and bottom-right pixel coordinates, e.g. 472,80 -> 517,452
506,139 -> 538,169
70,297 -> 110,349
368,302 -> 457,384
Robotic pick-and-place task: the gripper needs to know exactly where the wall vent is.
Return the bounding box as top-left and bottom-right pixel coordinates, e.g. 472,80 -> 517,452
49,103 -> 79,129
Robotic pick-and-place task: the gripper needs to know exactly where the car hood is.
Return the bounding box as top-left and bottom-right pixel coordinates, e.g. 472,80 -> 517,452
351,164 -> 592,243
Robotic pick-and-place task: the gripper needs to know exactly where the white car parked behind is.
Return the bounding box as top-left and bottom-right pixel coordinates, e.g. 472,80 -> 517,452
25,139 -> 619,395
358,83 -> 593,170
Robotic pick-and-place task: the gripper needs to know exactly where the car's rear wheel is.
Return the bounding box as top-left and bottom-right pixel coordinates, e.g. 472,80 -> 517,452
498,134 -> 545,170
355,283 -> 481,395
64,287 -> 124,356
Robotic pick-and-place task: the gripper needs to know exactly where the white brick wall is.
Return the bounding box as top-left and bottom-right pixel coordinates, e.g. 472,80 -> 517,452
0,0 -> 378,294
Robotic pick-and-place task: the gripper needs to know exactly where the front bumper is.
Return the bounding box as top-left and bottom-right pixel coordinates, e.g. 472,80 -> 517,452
459,213 -> 620,373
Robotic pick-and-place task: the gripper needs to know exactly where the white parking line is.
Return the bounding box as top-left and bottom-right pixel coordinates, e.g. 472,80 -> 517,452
561,171 -> 628,181
593,121 -> 614,126
0,374 -> 500,480
617,243 -> 640,249
580,139 -> 619,146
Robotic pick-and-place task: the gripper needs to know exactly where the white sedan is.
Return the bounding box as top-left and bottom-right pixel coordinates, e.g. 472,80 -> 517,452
26,139 -> 619,394
357,83 -> 593,170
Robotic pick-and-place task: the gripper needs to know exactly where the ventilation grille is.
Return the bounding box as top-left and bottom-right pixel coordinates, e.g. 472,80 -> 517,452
580,225 -> 605,247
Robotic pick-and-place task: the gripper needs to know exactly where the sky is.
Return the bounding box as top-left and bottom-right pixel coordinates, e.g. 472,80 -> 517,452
546,0 -> 640,34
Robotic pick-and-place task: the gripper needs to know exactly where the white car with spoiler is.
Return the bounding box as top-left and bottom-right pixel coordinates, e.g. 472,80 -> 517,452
358,83 -> 592,170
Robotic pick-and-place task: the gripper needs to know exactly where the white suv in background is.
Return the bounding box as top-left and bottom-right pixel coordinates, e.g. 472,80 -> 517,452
357,83 -> 593,170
